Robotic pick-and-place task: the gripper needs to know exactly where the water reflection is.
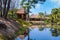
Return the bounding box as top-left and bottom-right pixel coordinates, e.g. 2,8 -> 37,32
50,25 -> 60,37
39,25 -> 45,31
50,28 -> 59,37
15,25 -> 60,40
26,25 -> 60,40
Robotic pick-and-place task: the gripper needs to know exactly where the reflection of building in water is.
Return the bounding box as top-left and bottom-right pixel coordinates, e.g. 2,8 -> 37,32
39,27 -> 44,31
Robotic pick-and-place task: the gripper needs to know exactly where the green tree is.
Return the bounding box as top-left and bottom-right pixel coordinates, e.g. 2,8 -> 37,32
39,12 -> 44,18
10,0 -> 16,18
50,8 -> 58,24
48,8 -> 60,25
21,0 -> 46,21
0,0 -> 18,19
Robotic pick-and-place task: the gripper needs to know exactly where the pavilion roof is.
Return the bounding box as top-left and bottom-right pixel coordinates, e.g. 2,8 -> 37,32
16,8 -> 26,14
30,14 -> 39,18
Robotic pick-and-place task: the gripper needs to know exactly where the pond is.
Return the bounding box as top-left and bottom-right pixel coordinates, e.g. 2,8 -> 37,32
15,25 -> 60,40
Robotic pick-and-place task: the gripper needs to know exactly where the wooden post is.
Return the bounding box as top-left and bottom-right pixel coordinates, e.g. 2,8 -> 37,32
22,14 -> 23,19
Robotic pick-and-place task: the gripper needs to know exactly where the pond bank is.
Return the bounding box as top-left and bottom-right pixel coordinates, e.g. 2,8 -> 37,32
0,17 -> 21,40
16,24 -> 60,40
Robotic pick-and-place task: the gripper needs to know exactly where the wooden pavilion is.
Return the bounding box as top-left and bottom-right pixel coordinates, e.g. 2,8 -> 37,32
29,14 -> 44,21
16,8 -> 27,20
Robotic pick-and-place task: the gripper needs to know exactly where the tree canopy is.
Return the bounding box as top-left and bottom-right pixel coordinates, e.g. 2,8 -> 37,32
47,8 -> 60,24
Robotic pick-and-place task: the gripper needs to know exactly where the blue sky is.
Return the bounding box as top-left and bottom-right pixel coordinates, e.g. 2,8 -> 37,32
17,0 -> 60,15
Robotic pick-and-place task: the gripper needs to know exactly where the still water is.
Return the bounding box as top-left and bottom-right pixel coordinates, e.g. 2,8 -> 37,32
24,26 -> 60,40
15,25 -> 60,40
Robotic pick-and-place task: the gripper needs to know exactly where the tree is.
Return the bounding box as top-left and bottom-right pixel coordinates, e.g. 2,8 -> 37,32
21,0 -> 46,21
51,8 -> 58,24
3,0 -> 7,18
21,0 -> 46,40
39,12 -> 44,18
4,0 -> 11,19
10,0 -> 16,18
48,8 -> 60,25
0,0 -> 11,19
0,0 -> 2,17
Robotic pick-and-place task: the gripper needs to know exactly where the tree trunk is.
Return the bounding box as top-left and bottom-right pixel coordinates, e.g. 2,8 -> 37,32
26,0 -> 30,21
27,0 -> 30,40
26,8 -> 29,21
11,11 -> 14,18
3,0 -> 7,18
4,0 -> 11,19
0,0 -> 2,17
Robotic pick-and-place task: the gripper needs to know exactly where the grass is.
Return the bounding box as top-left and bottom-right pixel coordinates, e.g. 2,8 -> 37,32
0,12 -> 32,40
15,19 -> 32,36
8,12 -> 32,36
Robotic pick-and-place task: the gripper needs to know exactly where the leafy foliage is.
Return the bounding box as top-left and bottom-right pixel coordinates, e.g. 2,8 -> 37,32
15,19 -> 32,35
39,12 -> 44,18
46,8 -> 60,25
21,0 -> 46,9
20,0 -> 46,21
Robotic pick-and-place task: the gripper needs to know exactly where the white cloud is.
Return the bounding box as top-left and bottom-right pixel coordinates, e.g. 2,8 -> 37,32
50,0 -> 60,6
35,4 -> 41,8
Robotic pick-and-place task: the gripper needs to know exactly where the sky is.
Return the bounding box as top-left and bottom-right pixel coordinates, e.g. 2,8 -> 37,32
17,0 -> 60,15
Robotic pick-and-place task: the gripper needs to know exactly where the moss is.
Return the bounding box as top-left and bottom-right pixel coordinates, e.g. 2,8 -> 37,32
0,34 -> 16,40
0,35 -> 4,40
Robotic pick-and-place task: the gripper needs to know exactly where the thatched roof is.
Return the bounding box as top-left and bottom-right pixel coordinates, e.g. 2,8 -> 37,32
30,14 -> 39,18
16,8 -> 26,14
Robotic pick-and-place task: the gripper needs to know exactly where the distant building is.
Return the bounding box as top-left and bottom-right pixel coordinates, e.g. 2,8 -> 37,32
30,14 -> 39,18
29,14 -> 44,21
29,14 -> 45,25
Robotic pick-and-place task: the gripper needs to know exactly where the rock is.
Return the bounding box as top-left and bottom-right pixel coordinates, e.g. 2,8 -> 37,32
0,17 -> 21,39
